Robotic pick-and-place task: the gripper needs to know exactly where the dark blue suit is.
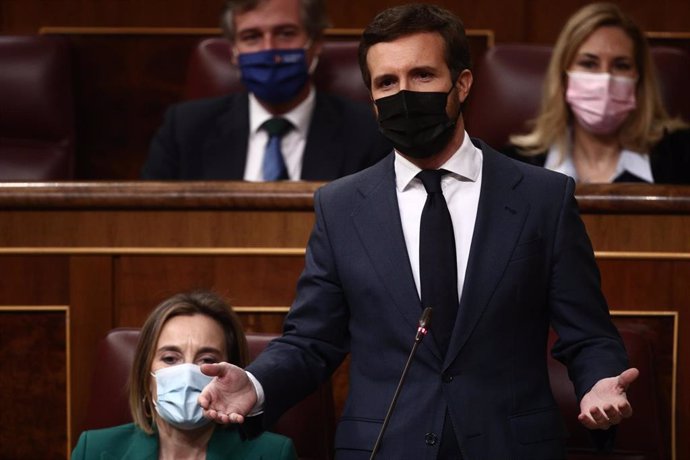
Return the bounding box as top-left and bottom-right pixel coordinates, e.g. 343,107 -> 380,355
142,91 -> 392,180
247,139 -> 628,459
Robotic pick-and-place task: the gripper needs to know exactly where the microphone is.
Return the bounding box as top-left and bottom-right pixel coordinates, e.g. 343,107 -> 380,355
369,307 -> 432,460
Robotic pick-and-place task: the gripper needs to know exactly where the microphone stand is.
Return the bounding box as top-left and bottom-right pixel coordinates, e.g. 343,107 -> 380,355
369,307 -> 432,460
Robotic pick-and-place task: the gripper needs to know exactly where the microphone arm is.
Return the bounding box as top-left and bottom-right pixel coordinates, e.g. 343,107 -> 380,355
369,307 -> 432,460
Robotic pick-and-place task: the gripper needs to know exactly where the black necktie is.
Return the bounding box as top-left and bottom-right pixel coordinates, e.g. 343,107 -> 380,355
418,169 -> 462,458
261,117 -> 293,180
417,169 -> 459,353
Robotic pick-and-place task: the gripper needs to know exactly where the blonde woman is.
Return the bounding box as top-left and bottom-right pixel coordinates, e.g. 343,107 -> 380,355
72,291 -> 297,460
506,2 -> 689,183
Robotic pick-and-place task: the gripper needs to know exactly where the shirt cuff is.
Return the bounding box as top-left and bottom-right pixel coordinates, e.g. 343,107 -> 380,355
245,371 -> 265,416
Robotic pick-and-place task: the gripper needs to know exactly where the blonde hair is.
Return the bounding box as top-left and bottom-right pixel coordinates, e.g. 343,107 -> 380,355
511,2 -> 687,155
129,291 -> 249,434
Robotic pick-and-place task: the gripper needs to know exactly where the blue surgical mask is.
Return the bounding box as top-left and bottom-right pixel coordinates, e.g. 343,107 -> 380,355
152,363 -> 213,430
237,46 -> 314,104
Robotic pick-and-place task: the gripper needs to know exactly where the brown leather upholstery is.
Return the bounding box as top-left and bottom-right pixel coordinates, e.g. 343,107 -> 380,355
651,46 -> 690,121
465,43 -> 690,149
464,44 -> 552,149
245,333 -> 335,460
184,38 -> 370,103
0,35 -> 75,180
83,328 -> 139,429
84,328 -> 335,460
547,326 -> 665,460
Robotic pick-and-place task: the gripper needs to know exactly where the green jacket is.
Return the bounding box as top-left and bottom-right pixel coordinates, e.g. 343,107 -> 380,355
71,423 -> 297,460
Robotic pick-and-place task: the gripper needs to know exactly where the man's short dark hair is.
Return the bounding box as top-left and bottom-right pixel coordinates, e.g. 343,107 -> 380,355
358,4 -> 471,90
220,0 -> 329,43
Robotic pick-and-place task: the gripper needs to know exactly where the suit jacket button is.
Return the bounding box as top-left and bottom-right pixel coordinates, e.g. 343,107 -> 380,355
425,432 -> 438,446
442,373 -> 453,383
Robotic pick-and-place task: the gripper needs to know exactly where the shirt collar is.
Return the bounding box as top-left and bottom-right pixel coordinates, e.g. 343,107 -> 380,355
248,86 -> 316,138
394,131 -> 482,192
616,149 -> 653,183
544,143 -> 652,183
544,143 -> 577,178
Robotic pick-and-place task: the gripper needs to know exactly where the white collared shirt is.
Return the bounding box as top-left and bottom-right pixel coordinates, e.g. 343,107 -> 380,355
244,87 -> 316,181
247,132 -> 484,411
395,131 -> 483,302
544,144 -> 653,183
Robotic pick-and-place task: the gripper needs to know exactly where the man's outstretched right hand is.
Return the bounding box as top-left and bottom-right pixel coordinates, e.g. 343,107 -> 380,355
198,362 -> 258,424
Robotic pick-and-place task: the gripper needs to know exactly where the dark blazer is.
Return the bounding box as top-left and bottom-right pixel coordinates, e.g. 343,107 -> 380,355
142,91 -> 392,180
246,139 -> 628,460
502,128 -> 690,184
71,423 -> 297,460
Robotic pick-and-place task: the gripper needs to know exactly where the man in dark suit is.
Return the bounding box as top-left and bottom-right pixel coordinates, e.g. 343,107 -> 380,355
142,0 -> 391,181
198,4 -> 639,459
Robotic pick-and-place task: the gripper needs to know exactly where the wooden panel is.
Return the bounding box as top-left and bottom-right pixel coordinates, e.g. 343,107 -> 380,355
0,209 -> 314,248
238,311 -> 287,335
3,1 -> 515,39
68,256 -> 114,445
114,255 -> 305,326
0,182 -> 318,248
0,256 -> 69,304
1,182 -> 689,458
42,31 -> 211,179
0,308 -> 68,459
0,0 -> 224,33
524,0 -> 690,44
613,314 -> 676,459
584,215 -> 690,252
599,258 -> 688,460
4,0 -> 690,42
648,32 -> 690,56
599,259 -> 675,307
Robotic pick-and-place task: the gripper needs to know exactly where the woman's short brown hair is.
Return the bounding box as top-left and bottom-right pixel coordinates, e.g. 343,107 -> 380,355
128,290 -> 248,434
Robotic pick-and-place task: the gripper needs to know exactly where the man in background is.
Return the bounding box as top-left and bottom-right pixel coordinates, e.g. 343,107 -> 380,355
142,0 -> 391,180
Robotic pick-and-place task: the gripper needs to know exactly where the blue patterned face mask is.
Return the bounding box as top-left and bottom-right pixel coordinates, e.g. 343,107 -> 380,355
237,46 -> 314,104
152,363 -> 213,430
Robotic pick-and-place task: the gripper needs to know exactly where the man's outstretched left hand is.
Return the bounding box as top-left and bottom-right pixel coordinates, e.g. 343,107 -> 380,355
578,367 -> 639,430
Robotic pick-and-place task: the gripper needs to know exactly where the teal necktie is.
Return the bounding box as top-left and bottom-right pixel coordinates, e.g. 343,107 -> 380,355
261,117 -> 293,181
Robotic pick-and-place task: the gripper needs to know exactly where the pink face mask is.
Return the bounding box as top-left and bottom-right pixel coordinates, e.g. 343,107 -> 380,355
565,71 -> 637,135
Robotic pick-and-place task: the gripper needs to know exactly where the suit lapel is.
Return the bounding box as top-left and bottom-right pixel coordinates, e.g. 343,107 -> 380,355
444,142 -> 528,368
352,155 -> 443,360
202,94 -> 249,180
301,92 -> 343,181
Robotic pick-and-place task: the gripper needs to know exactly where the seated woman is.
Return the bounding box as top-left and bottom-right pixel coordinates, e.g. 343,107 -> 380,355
72,291 -> 297,459
506,2 -> 690,183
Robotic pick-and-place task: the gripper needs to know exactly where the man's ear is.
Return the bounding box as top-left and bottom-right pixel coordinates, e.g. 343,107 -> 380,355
306,37 -> 324,74
455,69 -> 473,104
230,44 -> 239,65
310,36 -> 324,57
370,93 -> 379,119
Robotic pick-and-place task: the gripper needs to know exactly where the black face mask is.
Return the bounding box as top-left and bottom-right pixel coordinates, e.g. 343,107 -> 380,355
374,86 -> 459,159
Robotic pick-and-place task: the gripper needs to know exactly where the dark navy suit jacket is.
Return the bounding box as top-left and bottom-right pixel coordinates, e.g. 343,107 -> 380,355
247,139 -> 628,459
142,91 -> 392,180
